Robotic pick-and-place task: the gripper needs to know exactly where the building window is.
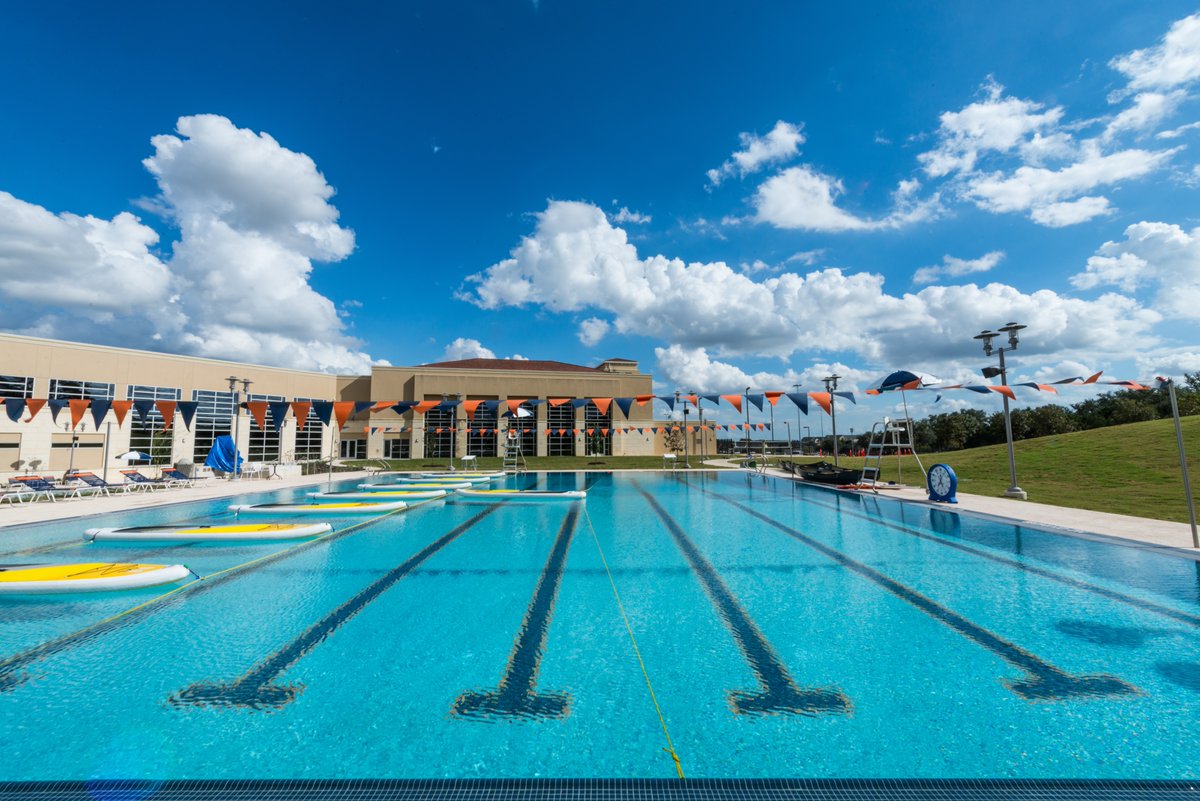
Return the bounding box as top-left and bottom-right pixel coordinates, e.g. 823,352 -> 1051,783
467,402 -> 497,457
127,385 -> 181,465
247,393 -> 285,462
49,379 -> 114,400
0,375 -> 33,398
340,438 -> 366,459
192,389 -> 234,463
505,401 -> 537,454
383,438 -> 409,459
584,401 -> 612,456
547,401 -> 576,457
424,406 -> 454,458
292,397 -> 325,461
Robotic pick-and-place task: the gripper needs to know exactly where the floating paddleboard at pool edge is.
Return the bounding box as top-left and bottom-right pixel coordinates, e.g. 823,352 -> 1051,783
84,523 -> 333,543
0,562 -> 191,594
230,501 -> 407,515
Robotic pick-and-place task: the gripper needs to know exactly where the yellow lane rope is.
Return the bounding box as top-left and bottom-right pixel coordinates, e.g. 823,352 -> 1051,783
582,505 -> 684,779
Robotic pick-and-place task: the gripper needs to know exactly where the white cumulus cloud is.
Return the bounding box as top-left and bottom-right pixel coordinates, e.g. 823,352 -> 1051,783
707,121 -> 805,186
752,167 -> 940,232
913,251 -> 1004,285
440,337 -> 497,360
1071,221 -> 1200,320
577,317 -> 610,346
1110,13 -> 1200,94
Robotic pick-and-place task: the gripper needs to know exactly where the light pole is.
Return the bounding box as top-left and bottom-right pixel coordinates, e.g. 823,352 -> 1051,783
784,421 -> 791,453
849,427 -> 855,457
974,322 -> 1027,500
803,426 -> 811,455
744,386 -> 752,456
227,376 -> 251,480
1159,377 -> 1198,548
792,383 -> 802,456
822,374 -> 840,466
63,421 -> 84,477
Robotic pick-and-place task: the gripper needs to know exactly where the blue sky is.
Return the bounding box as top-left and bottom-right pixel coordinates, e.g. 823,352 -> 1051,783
2,1 -> 1199,429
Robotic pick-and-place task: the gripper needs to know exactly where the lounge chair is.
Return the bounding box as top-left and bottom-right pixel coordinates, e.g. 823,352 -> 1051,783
159,468 -> 200,487
0,484 -> 38,505
119,469 -> 171,491
66,471 -> 131,496
9,475 -> 82,501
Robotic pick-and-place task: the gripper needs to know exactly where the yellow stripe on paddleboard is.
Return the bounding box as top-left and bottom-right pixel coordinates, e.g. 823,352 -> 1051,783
0,563 -> 163,583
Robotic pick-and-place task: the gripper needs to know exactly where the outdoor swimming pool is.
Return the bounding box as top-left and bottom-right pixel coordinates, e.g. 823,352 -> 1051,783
1,471 -> 1198,783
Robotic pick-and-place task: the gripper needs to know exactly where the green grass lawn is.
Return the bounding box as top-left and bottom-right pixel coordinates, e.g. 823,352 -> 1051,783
792,416 -> 1199,524
353,416 -> 1198,523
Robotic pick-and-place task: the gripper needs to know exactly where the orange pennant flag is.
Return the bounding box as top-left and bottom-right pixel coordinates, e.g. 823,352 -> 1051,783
507,399 -> 527,415
463,400 -> 483,419
1084,371 -> 1103,384
548,398 -> 571,407
987,385 -> 1016,400
333,401 -> 356,429
291,401 -> 311,431
155,400 -> 177,431
764,391 -> 783,405
809,392 -> 832,415
635,394 -> 656,405
370,400 -> 397,412
68,399 -> 90,430
23,398 -> 46,423
411,400 -> 440,414
1035,384 -> 1058,394
244,401 -> 268,431
601,428 -> 609,436
591,397 -> 612,416
720,394 -> 743,413
683,394 -> 698,407
110,400 -> 132,427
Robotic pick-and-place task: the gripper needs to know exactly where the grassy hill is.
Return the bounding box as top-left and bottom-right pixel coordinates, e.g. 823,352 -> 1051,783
804,416 -> 1200,523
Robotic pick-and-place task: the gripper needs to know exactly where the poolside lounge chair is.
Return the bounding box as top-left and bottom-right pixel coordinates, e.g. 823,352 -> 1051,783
159,468 -> 201,487
0,483 -> 38,505
119,469 -> 171,491
66,471 -> 131,496
9,475 -> 82,502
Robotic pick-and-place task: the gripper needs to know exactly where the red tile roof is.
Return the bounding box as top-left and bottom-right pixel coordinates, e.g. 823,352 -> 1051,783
416,358 -> 603,373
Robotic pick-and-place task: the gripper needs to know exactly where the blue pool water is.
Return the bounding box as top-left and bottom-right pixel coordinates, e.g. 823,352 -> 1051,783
0,471 -> 1198,780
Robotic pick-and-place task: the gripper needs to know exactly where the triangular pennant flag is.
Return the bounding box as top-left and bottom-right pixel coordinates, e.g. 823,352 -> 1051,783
601,428 -> 609,436
23,398 -> 46,423
269,401 -> 292,433
720,394 -> 743,413
412,400 -> 440,414
786,393 -> 808,415
312,401 -> 334,427
614,397 -> 635,418
548,397 -> 571,407
3,398 -> 25,423
809,392 -> 832,415
132,399 -> 155,425
764,391 -> 784,405
570,398 -> 592,408
67,399 -> 90,429
987,385 -> 1016,400
245,401 -> 269,431
177,401 -> 199,431
507,399 -> 528,415
291,401 -> 312,431
89,399 -> 112,429
747,394 -> 765,412
46,399 -> 69,424
962,385 -> 991,394
370,400 -> 397,412
701,394 -> 722,407
661,396 -> 676,411
353,401 -> 374,416
391,401 -> 417,415
833,391 -> 856,404
110,400 -> 132,427
154,400 -> 177,431
635,394 -> 656,405
464,400 -> 483,419
592,398 -> 613,416
333,401 -> 356,429
756,423 -> 765,431
1084,372 -> 1103,384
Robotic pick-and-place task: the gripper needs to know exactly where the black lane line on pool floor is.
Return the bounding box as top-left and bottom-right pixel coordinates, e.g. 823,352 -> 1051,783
635,486 -> 851,717
170,504 -> 502,710
453,506 -> 580,720
783,488 -> 1200,630
708,490 -> 1140,702
0,504 -> 426,694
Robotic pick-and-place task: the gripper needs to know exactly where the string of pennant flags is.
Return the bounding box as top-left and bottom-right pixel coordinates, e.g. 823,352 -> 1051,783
0,371 -> 1149,432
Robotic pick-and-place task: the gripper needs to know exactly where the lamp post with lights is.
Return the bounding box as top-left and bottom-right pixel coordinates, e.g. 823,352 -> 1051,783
227,376 -> 251,480
822,374 -> 841,466
973,322 -> 1027,500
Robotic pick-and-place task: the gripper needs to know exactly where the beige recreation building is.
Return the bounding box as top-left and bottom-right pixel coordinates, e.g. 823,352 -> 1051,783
0,333 -> 721,481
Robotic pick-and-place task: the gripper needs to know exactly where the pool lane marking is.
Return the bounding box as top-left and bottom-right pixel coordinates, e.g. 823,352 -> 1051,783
581,505 -> 685,778
710,490 -> 1140,702
172,504 -> 502,710
778,489 -> 1200,630
0,504 -> 423,694
453,507 -> 579,720
635,485 -> 851,717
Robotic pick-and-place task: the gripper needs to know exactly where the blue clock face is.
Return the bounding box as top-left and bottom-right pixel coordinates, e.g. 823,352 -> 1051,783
928,464 -> 957,502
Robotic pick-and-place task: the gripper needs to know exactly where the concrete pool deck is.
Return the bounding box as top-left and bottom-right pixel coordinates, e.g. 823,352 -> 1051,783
2,465 -> 1196,558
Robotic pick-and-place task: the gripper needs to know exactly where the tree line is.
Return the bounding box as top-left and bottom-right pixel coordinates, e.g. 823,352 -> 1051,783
875,374 -> 1199,454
